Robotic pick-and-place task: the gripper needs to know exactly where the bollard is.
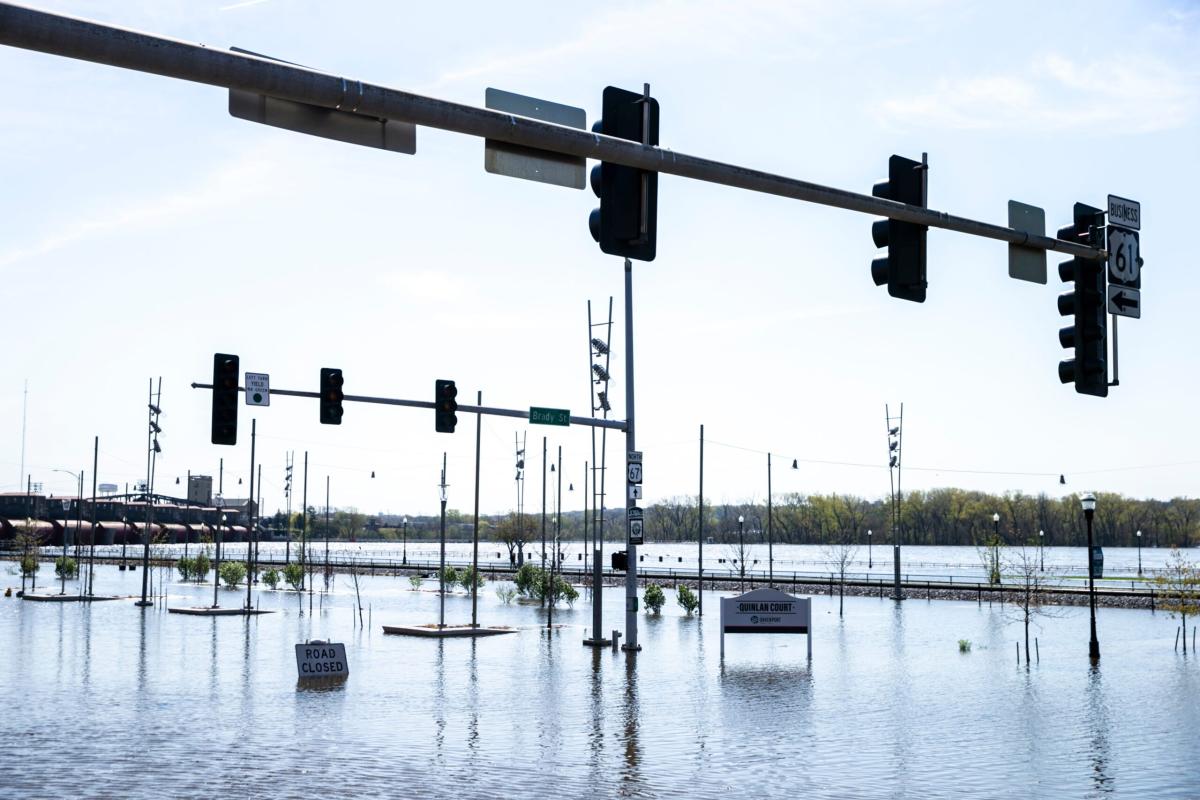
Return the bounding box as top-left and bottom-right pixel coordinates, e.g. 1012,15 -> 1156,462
1035,637 -> 1039,663
1016,642 -> 1020,664
611,630 -> 621,651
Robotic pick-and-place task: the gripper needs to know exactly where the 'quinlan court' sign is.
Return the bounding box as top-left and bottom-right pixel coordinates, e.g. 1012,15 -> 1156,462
720,588 -> 812,658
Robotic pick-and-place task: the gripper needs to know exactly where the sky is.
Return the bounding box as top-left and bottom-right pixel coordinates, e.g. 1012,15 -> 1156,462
1,0 -> 1197,519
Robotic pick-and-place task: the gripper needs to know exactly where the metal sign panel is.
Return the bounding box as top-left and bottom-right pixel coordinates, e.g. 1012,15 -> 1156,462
1007,200 -> 1047,284
1107,227 -> 1141,289
1107,195 -> 1140,231
295,641 -> 348,679
627,506 -> 644,545
720,588 -> 812,658
245,372 -> 270,406
628,462 -> 643,484
629,484 -> 643,500
628,451 -> 643,463
484,88 -> 585,189
228,48 -> 415,155
1107,286 -> 1141,318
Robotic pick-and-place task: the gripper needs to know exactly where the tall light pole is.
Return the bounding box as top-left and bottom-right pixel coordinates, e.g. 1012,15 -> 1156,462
1039,529 -> 1045,571
1136,529 -> 1142,576
991,512 -> 1000,584
867,529 -> 873,569
50,468 -> 82,595
1082,492 -> 1100,661
438,453 -> 448,630
737,514 -> 745,592
402,516 -> 408,565
212,512 -> 226,608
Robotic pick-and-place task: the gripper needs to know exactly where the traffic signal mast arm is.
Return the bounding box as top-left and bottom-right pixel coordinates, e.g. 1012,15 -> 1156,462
0,3 -> 1104,263
190,382 -> 627,431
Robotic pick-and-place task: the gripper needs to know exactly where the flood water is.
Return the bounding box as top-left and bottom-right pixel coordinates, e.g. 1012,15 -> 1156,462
2,564 -> 1197,799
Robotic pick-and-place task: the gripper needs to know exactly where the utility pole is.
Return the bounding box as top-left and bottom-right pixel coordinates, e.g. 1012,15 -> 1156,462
438,453 -> 448,630
623,258 -> 640,652
471,391 -> 482,629
138,377 -> 161,607
245,418 -> 257,611
698,423 -> 704,616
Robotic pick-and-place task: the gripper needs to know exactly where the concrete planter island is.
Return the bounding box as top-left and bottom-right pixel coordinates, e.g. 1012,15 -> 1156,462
168,607 -> 274,616
20,593 -> 123,602
382,624 -> 517,638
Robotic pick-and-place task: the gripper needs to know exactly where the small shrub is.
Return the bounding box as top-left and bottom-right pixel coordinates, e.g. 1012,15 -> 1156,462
283,562 -> 304,591
55,556 -> 79,579
19,553 -> 40,578
262,568 -> 281,590
554,576 -> 579,606
176,556 -> 194,582
676,584 -> 699,615
495,584 -> 517,604
439,565 -> 459,589
958,639 -> 972,653
459,565 -> 486,592
515,563 -> 540,597
219,561 -> 247,588
644,584 -> 666,614
409,575 -> 423,591
193,552 -> 212,582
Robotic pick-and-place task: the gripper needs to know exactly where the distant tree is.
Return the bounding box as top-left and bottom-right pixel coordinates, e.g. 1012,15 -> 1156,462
821,536 -> 859,618
495,512 -> 535,566
1155,547 -> 1200,654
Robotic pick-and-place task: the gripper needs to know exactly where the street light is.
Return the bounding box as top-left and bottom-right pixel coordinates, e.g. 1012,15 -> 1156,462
737,514 -> 745,591
1136,529 -> 1142,577
867,529 -> 873,569
1039,529 -> 1045,571
402,516 -> 408,566
990,512 -> 1000,585
1081,492 -> 1100,661
50,468 -> 83,595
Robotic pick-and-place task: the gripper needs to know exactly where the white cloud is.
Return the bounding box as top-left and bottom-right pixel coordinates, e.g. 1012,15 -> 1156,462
0,147 -> 282,271
878,52 -> 1198,134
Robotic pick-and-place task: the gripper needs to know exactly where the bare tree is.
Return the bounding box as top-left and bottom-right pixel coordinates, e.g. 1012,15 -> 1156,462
1003,541 -> 1063,664
821,537 -> 859,618
1155,546 -> 1200,653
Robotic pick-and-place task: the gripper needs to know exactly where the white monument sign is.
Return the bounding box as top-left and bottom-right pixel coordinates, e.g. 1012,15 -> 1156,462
720,588 -> 812,658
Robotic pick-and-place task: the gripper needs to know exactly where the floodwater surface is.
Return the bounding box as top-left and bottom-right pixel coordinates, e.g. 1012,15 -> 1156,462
0,565 -> 1196,799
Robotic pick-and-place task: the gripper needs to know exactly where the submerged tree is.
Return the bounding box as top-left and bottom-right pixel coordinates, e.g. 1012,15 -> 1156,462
821,536 -> 859,618
1155,546 -> 1200,654
1003,541 -> 1062,664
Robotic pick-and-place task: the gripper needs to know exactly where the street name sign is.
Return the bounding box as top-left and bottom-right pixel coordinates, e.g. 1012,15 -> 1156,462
245,372 -> 270,406
485,88 -> 586,189
295,641 -> 348,680
529,407 -> 570,426
1108,195 -> 1140,231
627,506 -> 644,545
720,588 -> 812,658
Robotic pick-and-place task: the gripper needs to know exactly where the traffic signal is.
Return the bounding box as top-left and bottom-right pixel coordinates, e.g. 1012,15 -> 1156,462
1057,203 -> 1108,397
319,368 -> 344,424
870,154 -> 928,302
211,353 -> 239,445
435,379 -> 458,433
611,550 -> 628,572
588,85 -> 659,262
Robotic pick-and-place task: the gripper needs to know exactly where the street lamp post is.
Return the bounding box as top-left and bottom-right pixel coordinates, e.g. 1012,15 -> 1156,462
402,516 -> 408,565
1136,529 -> 1142,577
1081,492 -> 1100,661
867,529 -> 872,569
120,515 -> 128,570
1039,529 -> 1045,571
213,512 -> 226,608
991,512 -> 1001,585
50,468 -> 83,595
737,514 -> 745,592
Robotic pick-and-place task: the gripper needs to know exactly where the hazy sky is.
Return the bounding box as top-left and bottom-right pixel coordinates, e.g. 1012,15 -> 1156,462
1,0 -> 1197,518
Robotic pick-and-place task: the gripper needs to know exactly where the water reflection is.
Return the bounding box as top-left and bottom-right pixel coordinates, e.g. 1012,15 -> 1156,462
620,653 -> 644,796
1085,665 -> 1114,797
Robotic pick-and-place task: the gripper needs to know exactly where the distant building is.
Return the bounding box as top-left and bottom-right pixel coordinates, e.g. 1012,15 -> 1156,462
188,475 -> 213,505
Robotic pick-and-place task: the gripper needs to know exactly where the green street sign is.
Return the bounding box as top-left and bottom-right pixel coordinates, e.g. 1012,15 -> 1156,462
529,406 -> 570,426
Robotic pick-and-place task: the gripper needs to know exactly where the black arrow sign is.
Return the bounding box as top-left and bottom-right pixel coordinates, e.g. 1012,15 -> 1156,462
1112,290 -> 1139,312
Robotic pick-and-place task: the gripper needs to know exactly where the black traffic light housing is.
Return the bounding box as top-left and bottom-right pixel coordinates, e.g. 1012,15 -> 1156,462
1057,203 -> 1108,397
435,379 -> 458,433
320,368 -> 344,424
611,550 -> 628,572
211,353 -> 239,445
589,85 -> 659,262
870,154 -> 928,302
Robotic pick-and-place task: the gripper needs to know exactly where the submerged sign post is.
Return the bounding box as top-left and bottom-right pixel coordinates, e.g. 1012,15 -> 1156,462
295,640 -> 348,680
720,588 -> 812,658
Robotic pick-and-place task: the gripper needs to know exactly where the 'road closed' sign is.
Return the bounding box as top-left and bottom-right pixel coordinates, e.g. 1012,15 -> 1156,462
295,641 -> 348,679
